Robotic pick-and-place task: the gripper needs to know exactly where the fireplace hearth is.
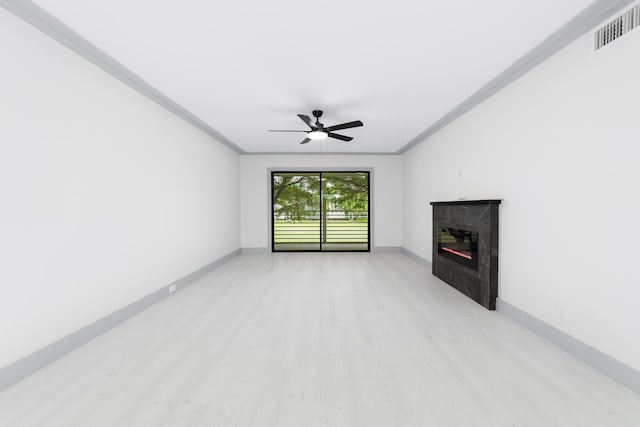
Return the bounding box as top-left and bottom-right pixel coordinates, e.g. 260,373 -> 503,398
430,200 -> 500,310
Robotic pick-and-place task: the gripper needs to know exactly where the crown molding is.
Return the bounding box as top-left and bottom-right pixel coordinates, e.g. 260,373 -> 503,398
4,0 -> 632,157
0,0 -> 245,154
397,0 -> 635,154
243,151 -> 399,156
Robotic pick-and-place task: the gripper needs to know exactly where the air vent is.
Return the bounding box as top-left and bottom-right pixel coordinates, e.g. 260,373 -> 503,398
595,5 -> 640,50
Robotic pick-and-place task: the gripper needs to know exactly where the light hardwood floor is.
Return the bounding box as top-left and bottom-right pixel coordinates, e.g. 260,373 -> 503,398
1,252 -> 639,426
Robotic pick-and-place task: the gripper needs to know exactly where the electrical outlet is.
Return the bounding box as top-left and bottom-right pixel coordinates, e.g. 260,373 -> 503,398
169,284 -> 177,294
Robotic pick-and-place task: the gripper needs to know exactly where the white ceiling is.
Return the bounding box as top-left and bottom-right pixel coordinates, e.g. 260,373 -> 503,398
33,0 -> 596,153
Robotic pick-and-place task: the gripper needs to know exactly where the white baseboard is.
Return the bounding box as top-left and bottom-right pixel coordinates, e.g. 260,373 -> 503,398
397,248 -> 639,395
241,247 -> 269,253
497,298 -> 640,395
0,249 -> 241,392
372,246 -> 402,252
401,247 -> 432,269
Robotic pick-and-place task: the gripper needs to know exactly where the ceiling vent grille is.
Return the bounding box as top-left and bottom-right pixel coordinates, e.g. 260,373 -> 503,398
595,5 -> 640,50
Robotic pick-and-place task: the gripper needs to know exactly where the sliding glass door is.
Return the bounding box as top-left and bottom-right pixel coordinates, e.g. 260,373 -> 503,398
271,171 -> 370,252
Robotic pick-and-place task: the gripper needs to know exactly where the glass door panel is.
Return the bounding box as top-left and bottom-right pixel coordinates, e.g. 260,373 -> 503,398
272,172 -> 321,251
321,172 -> 369,252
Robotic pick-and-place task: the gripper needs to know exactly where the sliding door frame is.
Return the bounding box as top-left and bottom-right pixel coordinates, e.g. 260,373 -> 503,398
269,168 -> 372,253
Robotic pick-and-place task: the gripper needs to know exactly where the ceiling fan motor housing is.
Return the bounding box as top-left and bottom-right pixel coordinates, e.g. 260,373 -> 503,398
312,110 -> 324,128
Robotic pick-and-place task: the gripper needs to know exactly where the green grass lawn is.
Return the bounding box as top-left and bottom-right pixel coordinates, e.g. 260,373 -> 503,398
274,220 -> 368,243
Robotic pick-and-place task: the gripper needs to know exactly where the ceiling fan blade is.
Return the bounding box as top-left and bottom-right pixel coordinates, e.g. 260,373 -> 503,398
268,130 -> 309,132
327,133 -> 353,142
326,120 -> 363,132
297,114 -> 315,129
300,138 -> 311,144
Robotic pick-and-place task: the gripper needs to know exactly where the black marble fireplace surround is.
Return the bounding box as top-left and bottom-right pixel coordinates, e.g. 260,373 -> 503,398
430,200 -> 501,310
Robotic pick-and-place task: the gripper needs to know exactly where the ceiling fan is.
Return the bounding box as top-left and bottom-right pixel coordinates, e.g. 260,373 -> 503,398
269,110 -> 363,144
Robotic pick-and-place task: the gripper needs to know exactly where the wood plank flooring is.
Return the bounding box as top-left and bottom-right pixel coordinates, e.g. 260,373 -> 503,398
1,252 -> 639,426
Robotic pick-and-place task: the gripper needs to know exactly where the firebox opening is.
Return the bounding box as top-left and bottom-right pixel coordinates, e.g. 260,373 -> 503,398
437,227 -> 478,270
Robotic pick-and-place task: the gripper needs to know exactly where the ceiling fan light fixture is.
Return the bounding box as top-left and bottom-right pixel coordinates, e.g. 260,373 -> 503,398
308,130 -> 328,140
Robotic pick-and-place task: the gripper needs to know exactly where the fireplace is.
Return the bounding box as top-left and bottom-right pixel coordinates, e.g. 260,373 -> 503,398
430,200 -> 500,310
437,226 -> 478,270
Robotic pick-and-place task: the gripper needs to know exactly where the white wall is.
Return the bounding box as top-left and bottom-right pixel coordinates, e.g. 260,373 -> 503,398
403,21 -> 640,370
241,155 -> 402,249
0,10 -> 240,368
